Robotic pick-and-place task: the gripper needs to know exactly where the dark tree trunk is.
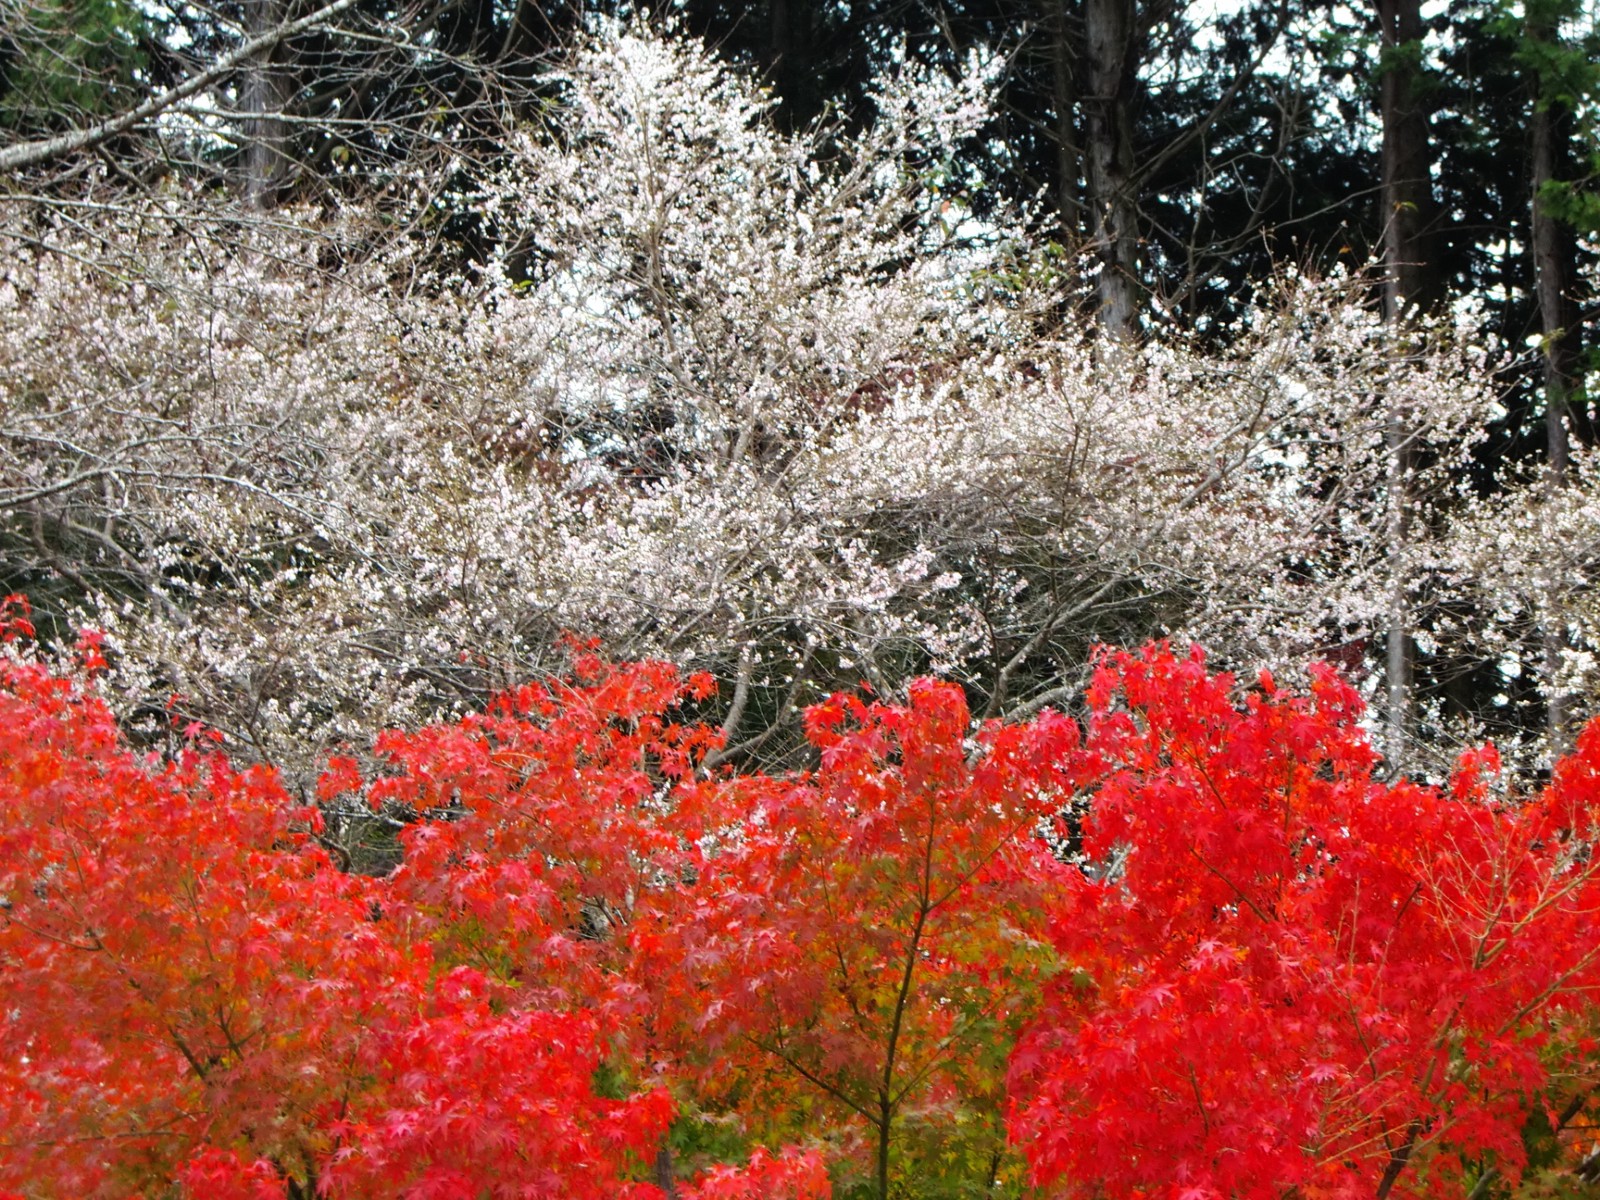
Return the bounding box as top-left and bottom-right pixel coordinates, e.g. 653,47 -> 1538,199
1374,0 -> 1438,766
1530,44 -> 1584,474
762,0 -> 822,130
1082,0 -> 1141,339
875,1101 -> 893,1200
1376,0 -> 1439,318
1527,8 -> 1585,752
654,1143 -> 678,1198
1048,0 -> 1083,245
242,0 -> 288,207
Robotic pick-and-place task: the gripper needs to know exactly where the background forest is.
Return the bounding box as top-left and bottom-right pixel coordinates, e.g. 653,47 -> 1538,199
4,2 -> 1600,1198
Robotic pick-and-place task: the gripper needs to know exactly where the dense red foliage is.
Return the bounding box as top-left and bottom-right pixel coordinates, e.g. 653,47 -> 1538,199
0,604 -> 813,1199
664,678 -> 1076,1192
1010,646 -> 1600,1200
2,601 -> 1598,1200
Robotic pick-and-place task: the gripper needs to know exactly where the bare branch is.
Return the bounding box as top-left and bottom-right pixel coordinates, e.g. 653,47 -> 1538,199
0,0 -> 361,175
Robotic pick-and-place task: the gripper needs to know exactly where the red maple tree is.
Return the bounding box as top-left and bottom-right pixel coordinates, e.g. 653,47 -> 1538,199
6,593 -> 1600,1200
0,601 -> 821,1199
671,677 -> 1078,1197
1010,645 -> 1600,1200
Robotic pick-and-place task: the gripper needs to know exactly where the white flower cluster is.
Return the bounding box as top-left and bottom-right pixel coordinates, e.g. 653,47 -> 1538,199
0,23 -> 1589,783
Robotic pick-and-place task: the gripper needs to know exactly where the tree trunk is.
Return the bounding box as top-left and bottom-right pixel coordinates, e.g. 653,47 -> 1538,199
1376,0 -> 1438,319
1082,0 -> 1140,340
1374,0 -> 1438,767
1528,7 -> 1582,753
654,1143 -> 678,1198
1532,107 -> 1579,475
762,0 -> 821,130
242,0 -> 288,207
1383,412 -> 1412,772
875,1102 -> 893,1200
1048,0 -> 1083,245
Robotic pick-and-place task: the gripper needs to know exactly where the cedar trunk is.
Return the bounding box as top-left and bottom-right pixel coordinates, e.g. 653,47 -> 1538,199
243,0 -> 288,206
1082,0 -> 1140,339
1528,9 -> 1583,751
1375,0 -> 1438,765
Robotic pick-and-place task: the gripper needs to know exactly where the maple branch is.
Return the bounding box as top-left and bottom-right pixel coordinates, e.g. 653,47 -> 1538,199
0,1120 -> 195,1148
1374,1120 -> 1421,1200
1472,848 -> 1600,975
1180,745 -> 1234,814
1188,1065 -> 1211,1136
1188,846 -> 1274,924
743,1033 -> 877,1125
875,803 -> 938,1200
1495,943 -> 1600,1038
889,992 -> 1012,1108
86,920 -> 220,1086
216,1004 -> 264,1062
0,912 -> 102,952
815,863 -> 875,1038
1391,882 -> 1423,936
47,866 -> 223,1087
1463,1086 -> 1596,1200
168,1030 -> 214,1082
928,804 -> 1053,914
0,0 -> 362,174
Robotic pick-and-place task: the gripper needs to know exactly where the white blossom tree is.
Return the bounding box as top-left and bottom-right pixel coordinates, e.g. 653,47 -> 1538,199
0,20 -> 1584,797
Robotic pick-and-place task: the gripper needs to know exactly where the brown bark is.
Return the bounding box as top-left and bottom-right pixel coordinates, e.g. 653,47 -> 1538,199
243,0 -> 289,207
1048,0 -> 1083,244
1375,0 -> 1439,318
1374,1121 -> 1421,1200
1082,0 -> 1140,340
1374,0 -> 1438,766
1530,38 -> 1583,477
1528,11 -> 1584,753
654,1143 -> 678,1198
